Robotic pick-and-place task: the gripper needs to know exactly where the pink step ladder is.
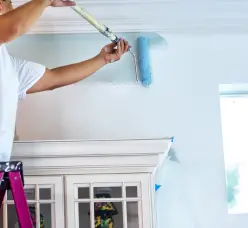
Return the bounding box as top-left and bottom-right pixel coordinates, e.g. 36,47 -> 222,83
0,161 -> 33,228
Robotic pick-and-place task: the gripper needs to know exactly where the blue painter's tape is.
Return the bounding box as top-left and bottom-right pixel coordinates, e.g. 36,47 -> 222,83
155,184 -> 161,191
137,36 -> 151,87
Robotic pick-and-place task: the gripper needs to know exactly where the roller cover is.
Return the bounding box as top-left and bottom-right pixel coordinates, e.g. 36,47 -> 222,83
137,36 -> 151,87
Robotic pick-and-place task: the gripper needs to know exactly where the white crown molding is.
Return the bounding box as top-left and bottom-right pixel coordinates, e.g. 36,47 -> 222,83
27,20 -> 159,34
26,21 -> 248,35
11,138 -> 173,175
15,0 -> 173,4
12,0 -> 248,34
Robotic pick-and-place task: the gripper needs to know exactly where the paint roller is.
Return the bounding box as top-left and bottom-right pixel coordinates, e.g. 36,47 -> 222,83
70,3 -> 165,87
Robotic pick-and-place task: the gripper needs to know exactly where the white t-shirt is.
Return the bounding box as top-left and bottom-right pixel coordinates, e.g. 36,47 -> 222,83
0,44 -> 46,162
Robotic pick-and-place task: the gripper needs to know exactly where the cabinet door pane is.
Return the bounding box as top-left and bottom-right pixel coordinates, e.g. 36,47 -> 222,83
127,202 -> 139,228
65,174 -> 151,228
0,176 -> 64,228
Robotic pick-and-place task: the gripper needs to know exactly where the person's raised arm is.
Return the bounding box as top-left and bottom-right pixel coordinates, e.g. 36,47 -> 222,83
27,40 -> 129,93
0,0 -> 75,44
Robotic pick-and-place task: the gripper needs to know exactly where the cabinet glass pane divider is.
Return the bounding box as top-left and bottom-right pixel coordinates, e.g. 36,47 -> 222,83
4,200 -> 56,204
90,183 -> 94,228
138,184 -> 143,228
122,181 -> 128,228
74,181 -> 79,228
35,184 -> 40,228
51,183 -> 56,228
74,198 -> 142,203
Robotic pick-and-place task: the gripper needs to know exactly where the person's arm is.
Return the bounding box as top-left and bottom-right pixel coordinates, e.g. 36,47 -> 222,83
28,54 -> 106,92
0,0 -> 75,44
27,40 -> 129,93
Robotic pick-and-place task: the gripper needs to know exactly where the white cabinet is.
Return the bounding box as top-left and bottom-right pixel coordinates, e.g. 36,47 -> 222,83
0,138 -> 172,228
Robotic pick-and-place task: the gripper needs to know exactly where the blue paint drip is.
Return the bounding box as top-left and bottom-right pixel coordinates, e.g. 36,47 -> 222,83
137,36 -> 151,87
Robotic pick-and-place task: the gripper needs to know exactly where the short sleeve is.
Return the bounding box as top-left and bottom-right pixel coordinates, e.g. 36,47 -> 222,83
10,55 -> 46,100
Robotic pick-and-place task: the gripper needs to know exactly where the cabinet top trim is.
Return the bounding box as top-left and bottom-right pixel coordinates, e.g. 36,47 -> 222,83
12,137 -> 173,158
11,138 -> 173,174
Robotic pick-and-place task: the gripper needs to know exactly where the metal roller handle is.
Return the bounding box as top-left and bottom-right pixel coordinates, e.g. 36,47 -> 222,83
70,5 -> 119,43
70,3 -> 139,83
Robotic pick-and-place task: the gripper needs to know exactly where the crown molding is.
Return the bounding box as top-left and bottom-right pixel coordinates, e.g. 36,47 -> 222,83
27,20 -> 159,34
11,138 -> 173,175
12,138 -> 173,157
12,0 -> 248,34
15,0 -> 173,4
26,21 -> 248,35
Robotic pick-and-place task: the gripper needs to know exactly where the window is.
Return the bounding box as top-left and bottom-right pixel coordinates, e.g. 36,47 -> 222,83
220,86 -> 248,214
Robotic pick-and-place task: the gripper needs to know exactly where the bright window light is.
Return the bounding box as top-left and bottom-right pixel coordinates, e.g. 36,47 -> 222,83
220,93 -> 248,214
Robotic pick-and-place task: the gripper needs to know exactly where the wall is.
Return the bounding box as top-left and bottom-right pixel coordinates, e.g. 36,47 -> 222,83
6,33 -> 248,228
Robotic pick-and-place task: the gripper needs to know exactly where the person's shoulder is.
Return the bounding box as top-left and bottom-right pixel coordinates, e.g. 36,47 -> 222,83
0,44 -> 11,60
0,43 -> 7,52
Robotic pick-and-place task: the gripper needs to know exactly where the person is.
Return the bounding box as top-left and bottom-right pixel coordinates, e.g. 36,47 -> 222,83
0,0 -> 129,161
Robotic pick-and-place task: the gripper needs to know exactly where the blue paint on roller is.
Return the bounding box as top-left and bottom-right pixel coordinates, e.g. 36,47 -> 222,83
171,137 -> 174,142
137,36 -> 152,87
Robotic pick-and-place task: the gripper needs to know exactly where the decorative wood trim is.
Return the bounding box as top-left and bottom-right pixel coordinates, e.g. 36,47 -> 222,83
11,138 -> 173,175
22,166 -> 156,175
12,0 -> 248,34
26,20 -> 161,34
12,138 -> 172,157
26,23 -> 248,35
15,0 -> 173,5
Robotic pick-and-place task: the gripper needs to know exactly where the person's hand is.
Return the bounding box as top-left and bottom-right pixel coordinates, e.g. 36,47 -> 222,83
99,39 -> 129,64
49,0 -> 76,7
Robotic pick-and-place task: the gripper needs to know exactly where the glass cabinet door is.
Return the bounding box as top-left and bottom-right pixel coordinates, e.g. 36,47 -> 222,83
0,175 -> 64,228
65,174 -> 152,228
